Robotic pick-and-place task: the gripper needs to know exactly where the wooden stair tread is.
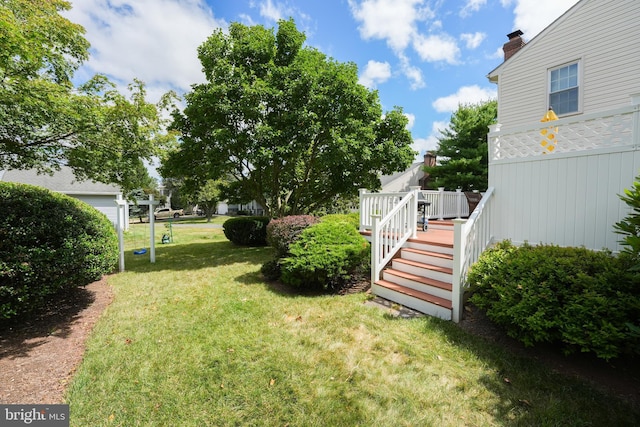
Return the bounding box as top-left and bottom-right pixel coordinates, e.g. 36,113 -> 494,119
393,258 -> 453,275
384,268 -> 452,291
376,280 -> 453,309
402,247 -> 453,260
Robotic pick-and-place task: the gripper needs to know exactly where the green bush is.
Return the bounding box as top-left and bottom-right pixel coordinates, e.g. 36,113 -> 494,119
260,259 -> 281,281
319,212 -> 360,229
0,182 -> 118,320
468,240 -> 640,360
223,216 -> 270,246
280,221 -> 369,292
266,215 -> 319,258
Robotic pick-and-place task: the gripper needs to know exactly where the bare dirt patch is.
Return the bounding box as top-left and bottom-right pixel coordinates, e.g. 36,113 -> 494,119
0,277 -> 113,404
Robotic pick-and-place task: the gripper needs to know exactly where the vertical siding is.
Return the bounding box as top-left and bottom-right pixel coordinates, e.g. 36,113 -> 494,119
495,0 -> 640,127
489,149 -> 639,252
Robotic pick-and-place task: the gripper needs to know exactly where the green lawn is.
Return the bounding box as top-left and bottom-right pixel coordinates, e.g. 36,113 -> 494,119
66,225 -> 640,426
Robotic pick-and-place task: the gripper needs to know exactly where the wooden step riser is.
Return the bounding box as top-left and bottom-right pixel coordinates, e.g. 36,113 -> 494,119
405,241 -> 454,255
400,250 -> 453,269
372,284 -> 452,320
382,271 -> 452,301
391,261 -> 452,283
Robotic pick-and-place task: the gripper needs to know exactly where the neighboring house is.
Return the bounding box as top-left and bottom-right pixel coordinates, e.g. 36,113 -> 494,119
1,166 -> 127,228
486,0 -> 640,253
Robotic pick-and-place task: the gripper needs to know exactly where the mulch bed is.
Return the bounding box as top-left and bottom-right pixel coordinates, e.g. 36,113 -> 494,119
0,277 -> 113,404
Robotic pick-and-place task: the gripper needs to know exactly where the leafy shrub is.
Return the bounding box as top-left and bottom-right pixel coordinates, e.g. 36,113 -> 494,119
319,212 -> 360,229
468,240 -> 640,360
223,216 -> 270,246
266,215 -> 319,258
280,221 -> 369,292
0,182 -> 118,320
260,259 -> 281,281
615,174 -> 640,270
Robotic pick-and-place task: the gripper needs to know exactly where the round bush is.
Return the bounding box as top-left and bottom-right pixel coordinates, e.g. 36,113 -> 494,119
266,215 -> 319,258
223,216 -> 270,246
0,182 -> 118,320
280,221 -> 369,292
468,240 -> 640,360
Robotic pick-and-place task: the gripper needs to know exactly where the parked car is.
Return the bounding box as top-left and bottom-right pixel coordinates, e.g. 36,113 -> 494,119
154,207 -> 184,220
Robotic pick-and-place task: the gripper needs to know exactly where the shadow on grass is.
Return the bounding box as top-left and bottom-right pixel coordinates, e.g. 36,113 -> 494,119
420,313 -> 640,425
122,240 -> 274,273
0,286 -> 96,360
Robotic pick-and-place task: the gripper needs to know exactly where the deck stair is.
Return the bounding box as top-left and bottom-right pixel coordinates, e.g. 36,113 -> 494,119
371,220 -> 455,320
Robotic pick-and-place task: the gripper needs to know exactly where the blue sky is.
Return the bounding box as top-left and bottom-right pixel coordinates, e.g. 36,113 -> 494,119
65,0 -> 580,168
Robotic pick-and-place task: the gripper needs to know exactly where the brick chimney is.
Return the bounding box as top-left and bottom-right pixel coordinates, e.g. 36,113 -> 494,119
503,30 -> 525,61
419,151 -> 437,189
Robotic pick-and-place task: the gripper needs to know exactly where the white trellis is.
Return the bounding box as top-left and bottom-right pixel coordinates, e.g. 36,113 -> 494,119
115,194 -> 160,272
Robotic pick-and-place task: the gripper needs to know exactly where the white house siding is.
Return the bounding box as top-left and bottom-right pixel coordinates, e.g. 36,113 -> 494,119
491,0 -> 640,128
73,195 -> 120,226
489,147 -> 639,252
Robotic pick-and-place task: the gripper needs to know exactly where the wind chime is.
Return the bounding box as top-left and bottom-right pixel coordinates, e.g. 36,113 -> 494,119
540,107 -> 559,153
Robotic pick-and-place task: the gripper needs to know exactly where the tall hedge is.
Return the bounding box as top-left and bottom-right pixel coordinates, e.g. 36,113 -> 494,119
0,182 -> 118,320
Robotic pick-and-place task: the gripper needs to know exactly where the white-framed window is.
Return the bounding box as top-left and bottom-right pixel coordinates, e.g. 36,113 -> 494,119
548,61 -> 580,115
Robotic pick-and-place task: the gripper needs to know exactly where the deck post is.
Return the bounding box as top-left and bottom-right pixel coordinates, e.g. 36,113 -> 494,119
452,218 -> 466,323
409,186 -> 420,238
437,187 -> 445,220
359,188 -> 367,232
456,188 -> 462,219
371,214 -> 381,285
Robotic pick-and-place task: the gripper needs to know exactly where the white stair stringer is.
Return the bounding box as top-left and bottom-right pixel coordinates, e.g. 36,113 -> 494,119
373,280 -> 452,320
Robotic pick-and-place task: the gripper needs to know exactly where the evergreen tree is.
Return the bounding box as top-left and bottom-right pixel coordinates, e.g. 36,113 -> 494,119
425,100 -> 497,191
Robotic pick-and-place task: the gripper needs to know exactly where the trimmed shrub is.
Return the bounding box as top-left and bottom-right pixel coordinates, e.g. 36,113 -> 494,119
266,215 -> 319,258
319,212 -> 360,229
223,216 -> 270,246
468,240 -> 640,360
280,221 -> 369,292
0,182 -> 118,320
260,259 -> 281,281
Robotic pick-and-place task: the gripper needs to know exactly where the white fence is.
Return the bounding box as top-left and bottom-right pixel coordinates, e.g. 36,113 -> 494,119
359,188 -> 471,231
488,100 -> 640,252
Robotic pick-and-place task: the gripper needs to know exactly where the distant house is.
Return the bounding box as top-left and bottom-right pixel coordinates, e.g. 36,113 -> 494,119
1,166 -> 126,228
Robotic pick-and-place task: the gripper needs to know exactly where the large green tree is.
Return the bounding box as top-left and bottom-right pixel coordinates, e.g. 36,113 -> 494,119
0,0 -> 173,192
161,19 -> 415,218
425,100 -> 497,191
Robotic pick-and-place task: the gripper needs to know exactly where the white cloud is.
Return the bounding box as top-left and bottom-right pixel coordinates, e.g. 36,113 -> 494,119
460,32 -> 486,49
398,53 -> 425,90
404,113 -> 416,129
359,60 -> 392,88
348,0 -> 433,52
412,33 -> 460,64
509,0 -> 580,39
259,0 -> 286,21
460,0 -> 487,17
64,0 -> 225,101
432,85 -> 497,113
412,120 -> 448,159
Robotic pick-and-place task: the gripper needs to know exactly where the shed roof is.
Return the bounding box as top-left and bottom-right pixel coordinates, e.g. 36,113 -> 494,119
0,166 -> 121,196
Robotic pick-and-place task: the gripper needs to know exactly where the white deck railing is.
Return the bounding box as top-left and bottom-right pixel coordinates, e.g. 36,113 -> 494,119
369,188 -> 419,285
451,187 -> 495,322
359,188 -> 471,231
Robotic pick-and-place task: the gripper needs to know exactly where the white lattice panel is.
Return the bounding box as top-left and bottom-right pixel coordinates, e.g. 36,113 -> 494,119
490,107 -> 637,161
